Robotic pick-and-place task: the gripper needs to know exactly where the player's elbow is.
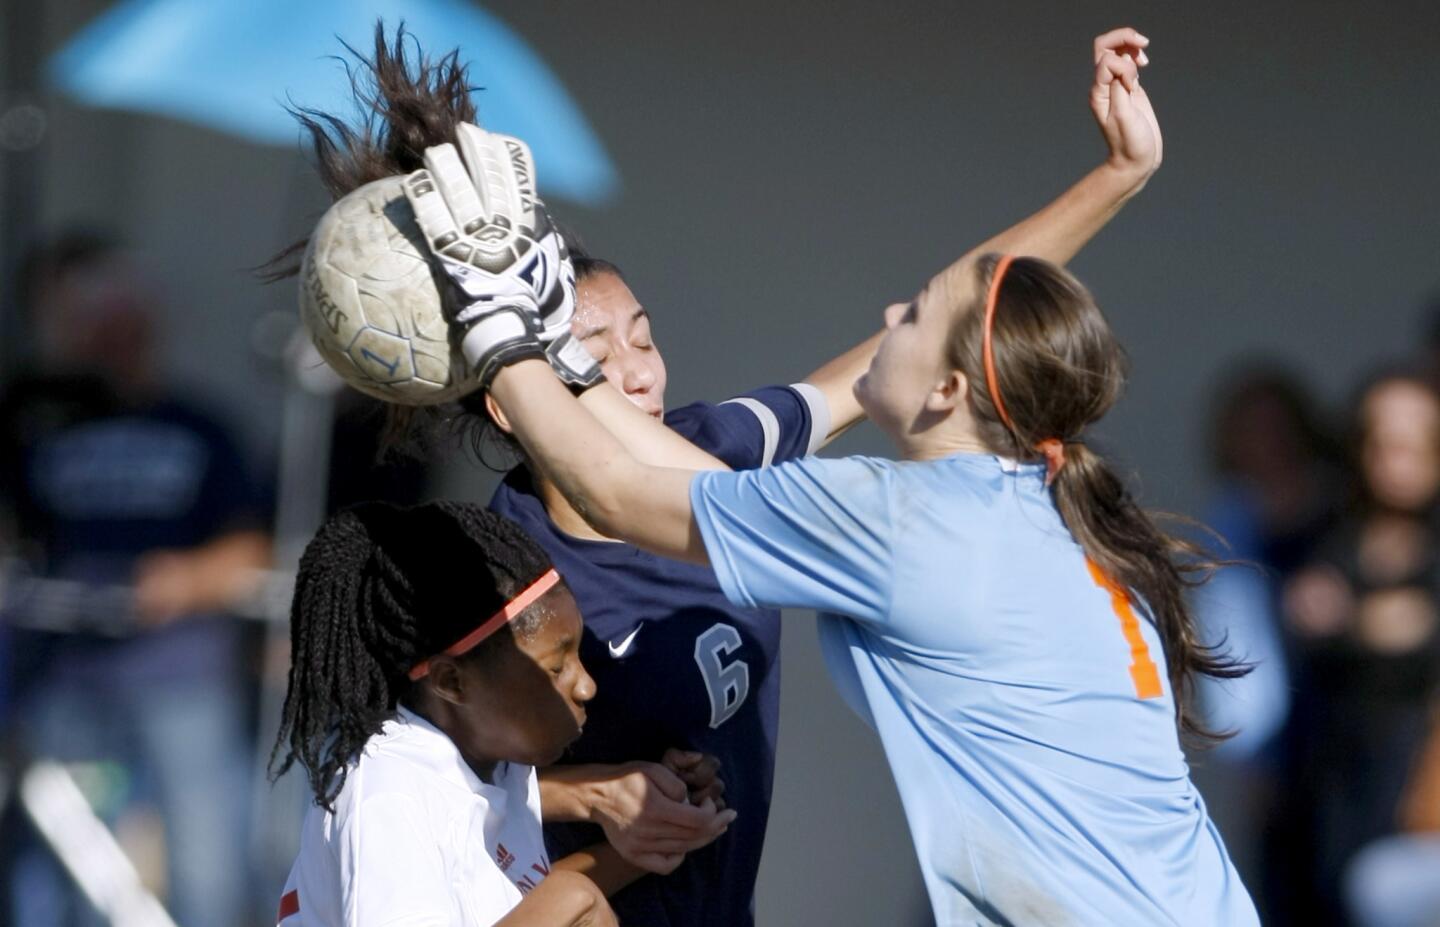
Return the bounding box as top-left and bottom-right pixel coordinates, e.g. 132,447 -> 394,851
567,461 -> 654,541
571,489 -> 626,538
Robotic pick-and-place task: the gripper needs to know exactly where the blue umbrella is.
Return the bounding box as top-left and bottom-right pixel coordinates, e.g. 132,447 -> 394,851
48,0 -> 620,206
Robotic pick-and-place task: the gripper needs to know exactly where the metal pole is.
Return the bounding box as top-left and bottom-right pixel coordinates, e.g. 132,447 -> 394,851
19,762 -> 179,927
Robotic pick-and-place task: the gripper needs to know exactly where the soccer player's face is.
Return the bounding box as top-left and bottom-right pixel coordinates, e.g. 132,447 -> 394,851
855,263 -> 970,443
572,272 -> 668,418
457,588 -> 596,768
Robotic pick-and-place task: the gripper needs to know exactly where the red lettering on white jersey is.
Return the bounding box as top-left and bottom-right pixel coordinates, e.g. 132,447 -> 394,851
275,889 -> 299,923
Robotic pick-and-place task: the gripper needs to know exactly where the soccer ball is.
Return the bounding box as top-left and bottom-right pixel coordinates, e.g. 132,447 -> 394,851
298,175 -> 472,405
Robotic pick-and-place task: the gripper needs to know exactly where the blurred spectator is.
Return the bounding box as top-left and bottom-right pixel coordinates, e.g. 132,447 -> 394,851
1192,363 -> 1344,915
1344,709 -> 1440,927
1274,370 -> 1440,927
1210,363 -> 1346,577
1198,363 -> 1345,759
0,230 -> 270,927
1197,365 -> 1348,761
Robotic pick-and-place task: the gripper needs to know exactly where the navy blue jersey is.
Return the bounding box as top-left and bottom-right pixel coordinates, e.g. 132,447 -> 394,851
0,373 -> 264,693
489,384 -> 827,927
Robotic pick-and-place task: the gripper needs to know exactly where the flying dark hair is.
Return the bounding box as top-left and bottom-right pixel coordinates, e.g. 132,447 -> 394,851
263,21 -> 597,465
263,22 -> 478,281
951,254 -> 1247,743
270,500 -> 557,810
568,244 -> 626,286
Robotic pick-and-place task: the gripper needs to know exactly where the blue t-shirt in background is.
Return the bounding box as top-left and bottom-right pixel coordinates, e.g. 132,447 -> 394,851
490,384 -> 826,927
691,452 -> 1260,927
0,375 -> 264,696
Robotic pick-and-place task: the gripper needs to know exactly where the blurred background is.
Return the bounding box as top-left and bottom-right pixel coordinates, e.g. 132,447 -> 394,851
1,1 -> 1438,925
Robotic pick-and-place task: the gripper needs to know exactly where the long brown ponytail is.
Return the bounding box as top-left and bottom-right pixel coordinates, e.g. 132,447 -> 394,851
950,254 -> 1247,742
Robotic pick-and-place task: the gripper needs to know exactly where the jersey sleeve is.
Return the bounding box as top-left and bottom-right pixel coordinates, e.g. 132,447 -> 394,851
338,793 -> 453,927
676,384 -> 831,471
689,455 -> 894,624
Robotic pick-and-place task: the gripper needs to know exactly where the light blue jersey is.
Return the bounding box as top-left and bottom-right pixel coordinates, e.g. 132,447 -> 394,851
690,452 -> 1258,926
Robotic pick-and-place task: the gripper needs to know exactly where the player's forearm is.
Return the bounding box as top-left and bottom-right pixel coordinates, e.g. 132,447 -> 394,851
539,765 -> 611,823
494,869 -> 614,926
803,330 -> 883,445
490,361 -> 707,564
189,530 -> 272,603
578,383 -> 729,472
551,842 -> 647,898
969,161 -> 1147,267
801,165 -> 1144,446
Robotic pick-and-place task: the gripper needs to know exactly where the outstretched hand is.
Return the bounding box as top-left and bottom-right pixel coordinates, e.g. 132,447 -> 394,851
1090,27 -> 1162,187
402,124 -> 601,390
662,749 -> 727,811
590,760 -> 736,874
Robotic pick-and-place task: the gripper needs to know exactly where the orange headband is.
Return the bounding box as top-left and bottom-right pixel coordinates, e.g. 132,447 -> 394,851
407,568 -> 562,681
980,255 -> 1066,486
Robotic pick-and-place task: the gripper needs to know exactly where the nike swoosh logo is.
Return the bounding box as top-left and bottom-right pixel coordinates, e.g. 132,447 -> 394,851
608,625 -> 642,658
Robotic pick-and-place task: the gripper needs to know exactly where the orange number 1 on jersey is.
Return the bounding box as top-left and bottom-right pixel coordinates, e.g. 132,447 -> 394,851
1085,559 -> 1163,700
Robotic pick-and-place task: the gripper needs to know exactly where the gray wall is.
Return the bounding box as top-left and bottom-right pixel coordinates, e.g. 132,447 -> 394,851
7,1 -> 1440,923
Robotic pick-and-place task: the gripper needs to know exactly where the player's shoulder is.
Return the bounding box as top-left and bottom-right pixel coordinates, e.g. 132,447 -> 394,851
662,397 -> 726,442
771,452 -> 898,486
904,452 -> 1044,499
665,384 -> 816,436
699,454 -> 899,519
489,467 -> 548,522
339,712 -> 471,805
668,383 -> 827,470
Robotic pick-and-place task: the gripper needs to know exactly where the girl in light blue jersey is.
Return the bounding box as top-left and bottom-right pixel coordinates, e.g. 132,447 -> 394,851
443,30 -> 1261,927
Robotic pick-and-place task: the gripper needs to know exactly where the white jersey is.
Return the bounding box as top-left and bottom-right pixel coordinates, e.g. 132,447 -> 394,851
275,707 -> 550,926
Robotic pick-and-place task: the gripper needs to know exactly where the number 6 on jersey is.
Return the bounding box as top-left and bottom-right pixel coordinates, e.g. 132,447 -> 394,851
694,623 -> 751,729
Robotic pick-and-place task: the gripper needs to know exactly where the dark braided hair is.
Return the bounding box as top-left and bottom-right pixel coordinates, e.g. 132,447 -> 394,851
270,501 -> 556,810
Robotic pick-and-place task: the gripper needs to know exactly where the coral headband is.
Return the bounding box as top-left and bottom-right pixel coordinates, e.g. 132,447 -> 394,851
408,568 -> 562,681
981,255 -> 1065,485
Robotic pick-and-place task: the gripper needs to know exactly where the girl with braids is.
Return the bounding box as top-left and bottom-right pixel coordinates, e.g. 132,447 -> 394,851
417,44 -> 1262,922
284,22 -> 1178,927
272,501 -> 666,926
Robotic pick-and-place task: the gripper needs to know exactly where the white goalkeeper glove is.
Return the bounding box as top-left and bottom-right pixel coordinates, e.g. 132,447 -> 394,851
402,124 -> 602,390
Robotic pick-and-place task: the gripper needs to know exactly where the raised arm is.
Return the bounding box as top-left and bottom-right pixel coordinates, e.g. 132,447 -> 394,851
807,26 -> 1160,443
974,27 -> 1160,262
486,380 -> 729,473
490,360 -> 705,563
578,384 -> 727,471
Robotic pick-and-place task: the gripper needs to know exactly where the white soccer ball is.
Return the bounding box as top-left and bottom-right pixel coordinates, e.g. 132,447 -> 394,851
298,176 -> 472,405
